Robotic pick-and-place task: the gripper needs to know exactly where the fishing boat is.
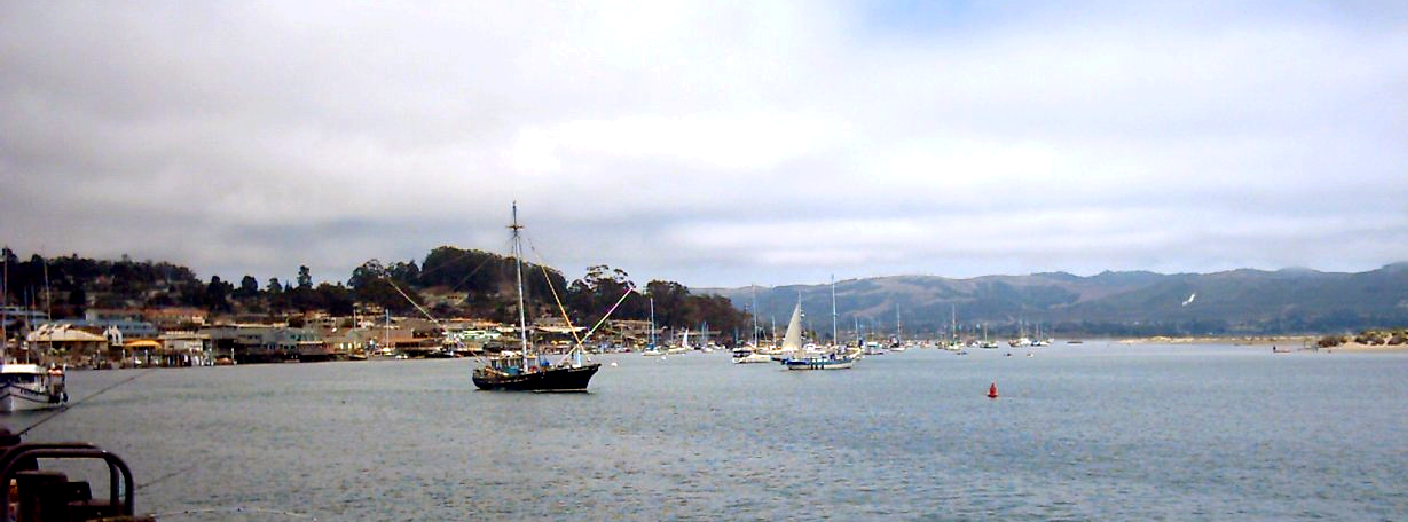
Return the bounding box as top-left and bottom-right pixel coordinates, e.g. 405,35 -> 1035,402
0,297 -> 68,411
0,363 -> 68,412
785,350 -> 857,370
471,203 -> 602,392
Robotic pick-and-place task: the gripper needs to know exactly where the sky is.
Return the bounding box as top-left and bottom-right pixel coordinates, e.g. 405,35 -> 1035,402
2,1 -> 1406,289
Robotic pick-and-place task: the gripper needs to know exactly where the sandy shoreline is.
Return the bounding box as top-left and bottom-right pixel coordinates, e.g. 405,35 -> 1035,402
1116,336 -> 1408,352
1316,341 -> 1408,352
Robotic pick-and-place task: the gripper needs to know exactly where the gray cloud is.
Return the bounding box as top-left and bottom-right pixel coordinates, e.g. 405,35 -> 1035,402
2,1 -> 1405,288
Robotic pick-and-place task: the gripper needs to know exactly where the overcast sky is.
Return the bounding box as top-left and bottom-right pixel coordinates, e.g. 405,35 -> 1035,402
2,1 -> 1405,289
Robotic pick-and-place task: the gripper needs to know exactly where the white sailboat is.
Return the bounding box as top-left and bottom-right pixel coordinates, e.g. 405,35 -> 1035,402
698,322 -> 714,353
782,286 -> 858,371
667,329 -> 689,355
773,299 -> 805,362
733,296 -> 771,363
890,303 -> 906,352
641,298 -> 662,356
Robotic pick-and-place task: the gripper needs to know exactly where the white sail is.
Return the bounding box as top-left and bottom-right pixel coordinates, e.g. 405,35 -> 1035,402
781,301 -> 804,352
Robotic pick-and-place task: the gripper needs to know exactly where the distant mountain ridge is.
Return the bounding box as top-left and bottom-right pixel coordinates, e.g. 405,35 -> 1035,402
697,264 -> 1408,337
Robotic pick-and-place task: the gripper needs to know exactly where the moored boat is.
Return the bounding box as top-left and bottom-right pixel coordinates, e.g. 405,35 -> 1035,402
778,286 -> 860,371
0,364 -> 68,412
470,203 -> 603,392
731,347 -> 771,364
784,350 -> 858,370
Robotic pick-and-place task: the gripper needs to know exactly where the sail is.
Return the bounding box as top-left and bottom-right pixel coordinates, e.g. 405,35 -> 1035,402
781,302 -> 804,351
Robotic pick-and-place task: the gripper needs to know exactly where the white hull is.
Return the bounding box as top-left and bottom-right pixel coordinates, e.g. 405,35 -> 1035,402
784,359 -> 854,370
0,386 -> 65,412
732,354 -> 772,364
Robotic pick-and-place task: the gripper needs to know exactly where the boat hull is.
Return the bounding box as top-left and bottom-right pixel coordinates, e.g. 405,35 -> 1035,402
0,384 -> 67,412
472,364 -> 600,392
784,358 -> 855,370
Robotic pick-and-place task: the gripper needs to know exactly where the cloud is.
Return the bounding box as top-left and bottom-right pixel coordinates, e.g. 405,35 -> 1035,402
2,1 -> 1405,288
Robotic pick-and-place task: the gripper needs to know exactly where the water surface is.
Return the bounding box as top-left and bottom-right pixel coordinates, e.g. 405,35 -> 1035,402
9,342 -> 1406,521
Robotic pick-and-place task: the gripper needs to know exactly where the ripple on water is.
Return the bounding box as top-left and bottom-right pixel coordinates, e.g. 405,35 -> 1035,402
22,349 -> 1408,521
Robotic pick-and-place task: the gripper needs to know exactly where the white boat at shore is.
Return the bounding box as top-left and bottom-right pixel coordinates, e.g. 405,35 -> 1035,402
0,364 -> 68,412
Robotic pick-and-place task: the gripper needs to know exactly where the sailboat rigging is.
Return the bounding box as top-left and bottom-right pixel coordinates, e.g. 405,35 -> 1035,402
470,202 -> 606,392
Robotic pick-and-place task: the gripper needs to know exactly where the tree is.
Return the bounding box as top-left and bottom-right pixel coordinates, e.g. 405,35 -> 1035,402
67,287 -> 88,316
315,283 -> 355,316
264,278 -> 284,314
645,280 -> 690,328
388,260 -> 420,285
236,275 -> 260,300
297,265 -> 313,289
205,276 -> 233,312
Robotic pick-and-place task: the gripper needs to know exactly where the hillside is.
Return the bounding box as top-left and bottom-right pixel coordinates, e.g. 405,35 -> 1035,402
698,264 -> 1408,337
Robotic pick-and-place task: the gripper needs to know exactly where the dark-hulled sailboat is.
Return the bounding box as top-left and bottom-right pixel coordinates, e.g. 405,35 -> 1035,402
471,203 -> 601,392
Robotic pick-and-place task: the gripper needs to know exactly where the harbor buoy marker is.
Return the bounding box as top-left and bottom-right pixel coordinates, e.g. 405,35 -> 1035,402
988,382 -> 999,398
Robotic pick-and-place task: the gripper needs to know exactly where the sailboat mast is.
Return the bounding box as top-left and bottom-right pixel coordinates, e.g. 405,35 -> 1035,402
830,275 -> 837,347
950,304 -> 956,343
1,253 -> 7,361
510,202 -> 529,363
895,302 -> 901,342
649,297 -> 656,348
750,286 -> 758,347
42,256 -> 51,364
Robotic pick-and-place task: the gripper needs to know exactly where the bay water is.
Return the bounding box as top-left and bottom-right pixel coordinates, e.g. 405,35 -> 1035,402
7,342 -> 1406,521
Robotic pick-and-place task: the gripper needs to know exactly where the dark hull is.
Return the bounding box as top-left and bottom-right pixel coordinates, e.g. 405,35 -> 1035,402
472,364 -> 600,392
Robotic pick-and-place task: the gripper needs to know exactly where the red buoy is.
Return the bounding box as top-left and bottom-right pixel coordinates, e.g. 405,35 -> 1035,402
988,382 -> 999,398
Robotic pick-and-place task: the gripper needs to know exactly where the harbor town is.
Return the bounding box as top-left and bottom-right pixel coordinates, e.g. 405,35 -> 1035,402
3,305 -> 675,368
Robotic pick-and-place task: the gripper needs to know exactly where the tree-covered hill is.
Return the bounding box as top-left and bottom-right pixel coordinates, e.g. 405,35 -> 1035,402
0,246 -> 749,341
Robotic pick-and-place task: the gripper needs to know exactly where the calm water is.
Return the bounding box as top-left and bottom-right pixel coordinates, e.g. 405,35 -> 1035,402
6,342 -> 1406,521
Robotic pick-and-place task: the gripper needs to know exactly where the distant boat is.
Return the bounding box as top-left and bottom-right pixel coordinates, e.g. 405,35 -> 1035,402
781,290 -> 859,371
731,347 -> 771,364
979,324 -> 1000,349
471,203 -> 601,392
889,303 -> 907,352
641,298 -> 662,356
0,364 -> 68,412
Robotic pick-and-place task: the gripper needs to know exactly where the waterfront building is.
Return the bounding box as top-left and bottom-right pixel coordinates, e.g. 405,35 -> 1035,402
203,324 -> 320,364
23,323 -> 108,366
